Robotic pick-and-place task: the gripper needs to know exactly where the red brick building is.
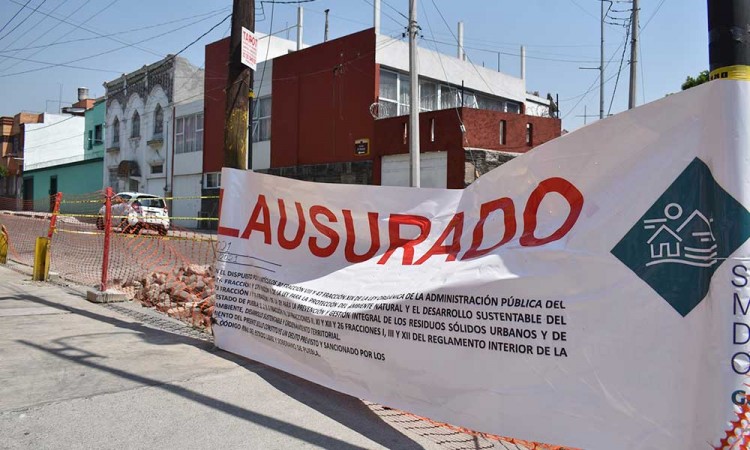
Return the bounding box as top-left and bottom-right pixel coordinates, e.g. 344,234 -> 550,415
202,28 -> 560,193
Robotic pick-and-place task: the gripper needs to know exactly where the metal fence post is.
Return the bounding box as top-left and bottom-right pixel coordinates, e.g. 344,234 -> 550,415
101,187 -> 112,291
47,192 -> 63,239
0,224 -> 8,264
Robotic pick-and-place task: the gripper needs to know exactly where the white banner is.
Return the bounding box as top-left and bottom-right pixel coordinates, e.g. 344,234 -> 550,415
214,80 -> 750,449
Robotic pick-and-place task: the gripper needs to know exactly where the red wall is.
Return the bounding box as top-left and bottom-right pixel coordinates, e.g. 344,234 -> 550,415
373,109 -> 465,188
271,29 -> 378,168
372,108 -> 561,188
461,108 -> 561,153
203,37 -> 230,174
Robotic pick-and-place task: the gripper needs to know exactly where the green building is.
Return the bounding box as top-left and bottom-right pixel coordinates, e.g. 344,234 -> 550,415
23,98 -> 105,211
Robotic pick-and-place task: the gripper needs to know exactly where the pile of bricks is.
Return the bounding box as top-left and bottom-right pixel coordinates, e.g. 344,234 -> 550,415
132,264 -> 216,332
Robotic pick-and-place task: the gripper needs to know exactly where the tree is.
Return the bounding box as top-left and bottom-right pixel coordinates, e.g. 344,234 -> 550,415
681,70 -> 709,90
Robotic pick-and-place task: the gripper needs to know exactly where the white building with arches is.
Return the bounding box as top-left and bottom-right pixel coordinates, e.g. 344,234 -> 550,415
103,55 -> 204,225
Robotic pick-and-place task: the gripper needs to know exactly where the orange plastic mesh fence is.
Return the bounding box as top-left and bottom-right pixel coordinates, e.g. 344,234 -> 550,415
51,191 -> 107,286
52,192 -> 218,332
0,194 -> 55,266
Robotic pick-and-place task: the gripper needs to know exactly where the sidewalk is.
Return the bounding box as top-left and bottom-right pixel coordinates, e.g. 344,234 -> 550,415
0,265 -> 522,450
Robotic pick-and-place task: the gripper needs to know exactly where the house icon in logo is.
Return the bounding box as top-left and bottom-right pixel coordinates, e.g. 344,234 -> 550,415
611,158 -> 750,317
643,203 -> 717,268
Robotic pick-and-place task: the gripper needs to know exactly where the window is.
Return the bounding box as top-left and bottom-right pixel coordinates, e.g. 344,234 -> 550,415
131,111 -> 140,138
378,70 -> 398,118
112,118 -> 120,145
108,168 -> 118,188
499,120 -> 506,145
151,164 -> 163,174
94,124 -> 103,144
175,113 -> 204,153
440,86 -> 459,109
153,104 -> 163,136
204,172 -> 221,189
526,123 -> 533,146
478,95 -> 505,112
420,81 -> 437,111
252,97 -> 271,142
87,130 -> 93,150
398,74 -> 411,116
507,102 -> 521,114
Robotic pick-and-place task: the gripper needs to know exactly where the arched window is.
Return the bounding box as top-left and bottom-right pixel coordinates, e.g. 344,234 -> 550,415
112,117 -> 120,145
131,111 -> 140,138
153,104 -> 163,136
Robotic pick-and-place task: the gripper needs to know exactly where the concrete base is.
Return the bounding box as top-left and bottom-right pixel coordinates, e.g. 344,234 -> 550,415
86,288 -> 127,303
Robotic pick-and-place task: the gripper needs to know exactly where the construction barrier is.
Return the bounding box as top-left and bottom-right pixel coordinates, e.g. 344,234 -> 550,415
0,190 -> 219,331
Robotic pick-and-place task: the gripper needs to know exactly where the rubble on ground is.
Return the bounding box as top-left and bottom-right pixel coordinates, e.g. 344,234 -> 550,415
132,264 -> 215,333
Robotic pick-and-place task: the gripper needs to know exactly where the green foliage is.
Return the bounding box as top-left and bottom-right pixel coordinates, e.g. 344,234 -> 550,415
681,70 -> 710,90
0,165 -> 8,179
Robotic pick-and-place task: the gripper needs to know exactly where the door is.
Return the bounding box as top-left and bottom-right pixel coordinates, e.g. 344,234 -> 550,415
22,177 -> 33,211
381,152 -> 448,188
49,176 -> 58,212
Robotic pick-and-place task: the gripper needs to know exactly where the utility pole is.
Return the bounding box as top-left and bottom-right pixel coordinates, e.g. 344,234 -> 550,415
628,0 -> 639,109
708,0 -> 750,78
408,0 -> 420,188
604,0 -> 605,120
324,9 -> 330,42
224,0 -> 254,170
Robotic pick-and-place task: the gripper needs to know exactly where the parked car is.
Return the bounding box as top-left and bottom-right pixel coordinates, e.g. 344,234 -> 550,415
96,192 -> 170,236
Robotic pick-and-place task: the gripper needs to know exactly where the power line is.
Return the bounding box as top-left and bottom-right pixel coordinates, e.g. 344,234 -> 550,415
567,0 -> 599,20
0,0 -> 97,74
607,22 -> 631,115
0,0 -> 33,37
0,0 -> 48,43
0,7 -> 229,54
7,0 -> 162,58
0,12 -> 230,78
421,38 -> 602,64
0,0 -> 66,56
428,0 -> 496,97
641,0 -> 667,32
359,0 -> 406,29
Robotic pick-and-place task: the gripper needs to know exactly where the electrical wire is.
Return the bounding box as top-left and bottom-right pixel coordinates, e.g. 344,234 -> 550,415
567,0 -> 599,21
252,1 -> 276,142
0,0 -> 34,37
7,0 -> 162,58
607,21 -> 631,115
641,0 -> 667,32
421,38 -> 601,64
0,0 -> 67,56
0,0 -> 48,43
0,12 -> 230,78
359,0 -> 406,29
0,0 -> 97,74
0,6 -> 229,54
427,0 -> 497,98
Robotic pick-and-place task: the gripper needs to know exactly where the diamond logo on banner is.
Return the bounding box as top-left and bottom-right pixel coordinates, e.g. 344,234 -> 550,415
611,157 -> 750,317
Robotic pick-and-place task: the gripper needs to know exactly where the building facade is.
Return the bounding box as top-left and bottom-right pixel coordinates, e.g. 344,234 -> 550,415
0,116 -> 16,198
103,55 -> 204,214
202,28 -> 560,193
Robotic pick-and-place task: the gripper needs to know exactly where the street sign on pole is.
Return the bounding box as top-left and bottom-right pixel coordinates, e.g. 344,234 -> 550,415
241,27 -> 257,70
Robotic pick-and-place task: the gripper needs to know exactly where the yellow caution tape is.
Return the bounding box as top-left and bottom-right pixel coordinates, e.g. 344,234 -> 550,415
56,227 -> 217,242
710,65 -> 750,81
55,213 -> 218,221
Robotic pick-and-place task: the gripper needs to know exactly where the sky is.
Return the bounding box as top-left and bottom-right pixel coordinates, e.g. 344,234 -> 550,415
0,0 -> 708,131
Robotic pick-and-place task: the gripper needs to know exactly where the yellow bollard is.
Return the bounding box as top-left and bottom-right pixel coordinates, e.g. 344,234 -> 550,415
32,237 -> 50,281
0,225 -> 7,264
